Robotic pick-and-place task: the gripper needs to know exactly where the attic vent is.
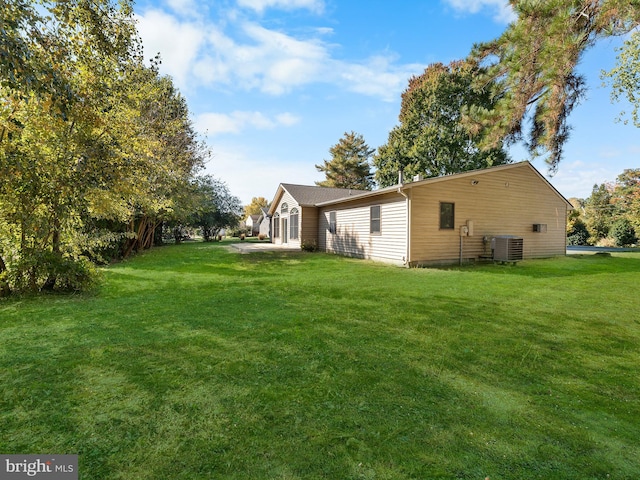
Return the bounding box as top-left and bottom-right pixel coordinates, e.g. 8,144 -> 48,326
492,236 -> 523,262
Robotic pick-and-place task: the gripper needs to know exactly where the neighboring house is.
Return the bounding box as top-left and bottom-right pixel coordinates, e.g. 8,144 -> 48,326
268,161 -> 572,266
244,214 -> 261,236
259,207 -> 271,238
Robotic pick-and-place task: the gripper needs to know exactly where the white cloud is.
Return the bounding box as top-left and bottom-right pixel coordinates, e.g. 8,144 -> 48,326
535,159 -> 620,200
203,144 -> 320,204
165,0 -> 202,18
137,7 -> 422,102
315,27 -> 334,36
444,0 -> 516,23
337,55 -> 424,102
240,22 -> 328,94
195,111 -> 301,136
275,112 -> 300,126
599,146 -> 622,159
135,9 -> 205,90
237,0 -> 324,14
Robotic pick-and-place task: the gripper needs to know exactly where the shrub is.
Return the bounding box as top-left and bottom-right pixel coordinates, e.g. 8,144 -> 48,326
566,219 -> 590,246
596,236 -> 617,248
7,253 -> 99,294
258,234 -> 266,241
51,257 -> 99,292
227,226 -> 249,238
301,239 -> 318,252
610,218 -> 637,247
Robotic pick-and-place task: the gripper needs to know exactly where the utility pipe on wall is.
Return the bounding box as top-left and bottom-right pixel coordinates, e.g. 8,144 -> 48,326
398,186 -> 410,266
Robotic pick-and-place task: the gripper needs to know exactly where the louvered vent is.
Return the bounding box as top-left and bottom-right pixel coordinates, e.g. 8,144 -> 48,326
492,236 -> 523,262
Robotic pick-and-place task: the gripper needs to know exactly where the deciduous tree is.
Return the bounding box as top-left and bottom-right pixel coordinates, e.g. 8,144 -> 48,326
603,31 -> 640,126
584,183 -> 615,242
0,0 -> 140,292
244,197 -> 270,218
0,1 -> 208,294
192,176 -> 243,241
374,61 -> 510,187
611,168 -> 640,233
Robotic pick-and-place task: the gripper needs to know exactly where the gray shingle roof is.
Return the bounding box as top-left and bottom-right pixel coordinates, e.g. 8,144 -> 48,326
281,184 -> 369,206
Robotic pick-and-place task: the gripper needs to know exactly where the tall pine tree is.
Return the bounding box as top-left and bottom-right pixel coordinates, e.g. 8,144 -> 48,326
466,0 -> 640,171
315,131 -> 374,190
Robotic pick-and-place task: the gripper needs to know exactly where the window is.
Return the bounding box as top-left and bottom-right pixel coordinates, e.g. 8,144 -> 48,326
329,211 -> 337,234
370,205 -> 381,234
273,213 -> 280,237
281,203 -> 288,214
440,202 -> 455,229
290,208 -> 299,239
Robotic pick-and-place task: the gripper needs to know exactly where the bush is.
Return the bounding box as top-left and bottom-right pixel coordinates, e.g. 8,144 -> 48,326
301,239 -> 318,252
7,253 -> 99,294
610,218 -> 637,247
596,237 -> 617,248
50,256 -> 99,292
567,219 -> 590,246
227,226 -> 249,238
258,234 -> 266,240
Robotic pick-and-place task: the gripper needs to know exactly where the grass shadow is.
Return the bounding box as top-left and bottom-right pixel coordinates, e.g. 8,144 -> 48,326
438,253 -> 640,278
1,243 -> 639,479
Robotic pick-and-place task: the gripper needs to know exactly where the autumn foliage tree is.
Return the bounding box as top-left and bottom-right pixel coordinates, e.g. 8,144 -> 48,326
244,197 -> 270,218
571,169 -> 640,246
374,61 -> 510,187
0,0 -> 139,293
0,0 -> 209,294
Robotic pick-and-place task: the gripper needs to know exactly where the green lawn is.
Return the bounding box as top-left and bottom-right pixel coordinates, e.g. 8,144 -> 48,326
1,242 -> 639,479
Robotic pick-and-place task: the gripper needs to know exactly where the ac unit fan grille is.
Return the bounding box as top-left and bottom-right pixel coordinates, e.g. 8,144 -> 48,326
493,236 -> 523,262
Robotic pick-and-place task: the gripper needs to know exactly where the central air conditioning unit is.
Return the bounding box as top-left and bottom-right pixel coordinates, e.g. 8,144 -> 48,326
492,235 -> 523,262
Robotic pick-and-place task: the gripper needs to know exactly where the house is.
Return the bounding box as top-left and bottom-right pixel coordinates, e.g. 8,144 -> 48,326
244,214 -> 262,236
268,184 -> 369,249
258,207 -> 271,238
267,161 -> 572,266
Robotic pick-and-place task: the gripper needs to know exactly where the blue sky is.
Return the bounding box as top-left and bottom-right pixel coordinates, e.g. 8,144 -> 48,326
134,0 -> 639,205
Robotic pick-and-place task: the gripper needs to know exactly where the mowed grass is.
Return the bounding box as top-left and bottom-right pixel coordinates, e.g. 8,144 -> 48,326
1,242 -> 639,479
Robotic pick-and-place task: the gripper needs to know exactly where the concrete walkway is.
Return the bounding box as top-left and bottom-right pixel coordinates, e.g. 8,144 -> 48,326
229,242 -> 301,254
566,246 -> 639,254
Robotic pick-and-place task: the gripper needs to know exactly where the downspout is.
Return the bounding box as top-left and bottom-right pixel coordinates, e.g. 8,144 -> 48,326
397,181 -> 410,267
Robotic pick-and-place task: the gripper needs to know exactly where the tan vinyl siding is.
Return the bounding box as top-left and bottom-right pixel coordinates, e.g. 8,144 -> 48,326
319,193 -> 407,265
301,207 -> 318,247
408,165 -> 568,265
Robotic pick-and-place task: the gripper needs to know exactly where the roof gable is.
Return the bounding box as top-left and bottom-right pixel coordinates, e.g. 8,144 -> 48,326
268,183 -> 369,214
283,184 -> 368,205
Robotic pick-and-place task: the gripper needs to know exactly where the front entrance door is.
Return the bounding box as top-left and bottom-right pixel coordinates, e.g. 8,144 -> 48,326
282,218 -> 288,244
